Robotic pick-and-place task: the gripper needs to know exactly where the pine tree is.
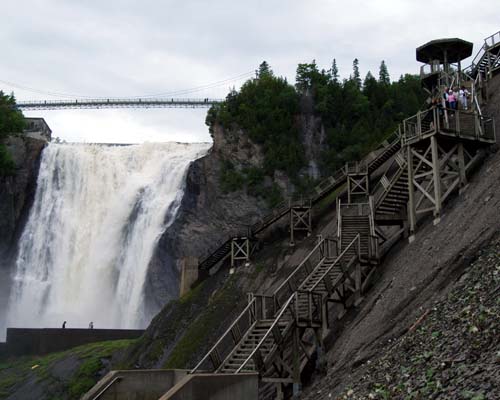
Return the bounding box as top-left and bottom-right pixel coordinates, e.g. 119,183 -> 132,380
378,60 -> 390,85
257,61 -> 273,79
351,58 -> 361,89
330,59 -> 339,84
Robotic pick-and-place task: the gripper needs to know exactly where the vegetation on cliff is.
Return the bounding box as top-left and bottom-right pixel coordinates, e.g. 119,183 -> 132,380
206,59 -> 425,196
0,91 -> 25,175
296,59 -> 425,170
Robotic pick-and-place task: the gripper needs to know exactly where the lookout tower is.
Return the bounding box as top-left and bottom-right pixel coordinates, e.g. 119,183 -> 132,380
402,38 -> 496,240
417,38 -> 473,91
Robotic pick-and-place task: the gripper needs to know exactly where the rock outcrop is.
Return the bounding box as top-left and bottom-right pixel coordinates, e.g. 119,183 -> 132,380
144,122 -> 271,312
0,135 -> 46,325
0,135 -> 46,261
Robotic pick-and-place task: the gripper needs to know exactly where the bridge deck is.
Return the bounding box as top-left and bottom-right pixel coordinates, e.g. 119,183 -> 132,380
16,98 -> 223,110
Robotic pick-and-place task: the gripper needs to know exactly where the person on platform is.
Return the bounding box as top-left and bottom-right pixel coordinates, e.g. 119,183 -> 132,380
62,321 -> 67,329
443,87 -> 449,109
448,89 -> 457,111
89,322 -> 94,329
459,86 -> 469,110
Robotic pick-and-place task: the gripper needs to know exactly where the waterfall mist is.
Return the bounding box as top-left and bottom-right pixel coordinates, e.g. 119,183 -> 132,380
3,142 -> 208,336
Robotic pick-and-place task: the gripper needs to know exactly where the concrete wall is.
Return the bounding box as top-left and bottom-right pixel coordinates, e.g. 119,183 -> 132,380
83,370 -> 189,400
2,328 -> 144,357
0,343 -> 7,359
179,257 -> 199,297
159,373 -> 259,400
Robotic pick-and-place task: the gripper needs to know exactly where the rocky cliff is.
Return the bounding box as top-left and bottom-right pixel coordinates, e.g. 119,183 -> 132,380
0,135 -> 46,321
145,104 -> 326,312
0,135 -> 46,260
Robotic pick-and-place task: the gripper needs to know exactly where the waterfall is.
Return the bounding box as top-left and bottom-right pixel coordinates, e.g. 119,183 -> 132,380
4,142 -> 209,332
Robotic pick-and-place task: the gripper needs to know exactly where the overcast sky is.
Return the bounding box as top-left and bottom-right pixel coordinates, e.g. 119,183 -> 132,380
1,1 -> 498,143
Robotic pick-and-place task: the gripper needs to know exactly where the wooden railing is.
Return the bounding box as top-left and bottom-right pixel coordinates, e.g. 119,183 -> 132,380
402,107 -> 495,144
272,235 -> 338,307
309,235 -> 360,293
190,297 -> 259,373
484,30 -> 500,49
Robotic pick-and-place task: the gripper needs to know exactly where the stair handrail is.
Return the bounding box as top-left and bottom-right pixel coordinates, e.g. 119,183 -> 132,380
190,296 -> 257,373
372,153 -> 407,209
337,197 -> 342,246
272,235 -> 337,307
484,30 -> 500,49
309,234 -> 361,293
235,292 -> 297,373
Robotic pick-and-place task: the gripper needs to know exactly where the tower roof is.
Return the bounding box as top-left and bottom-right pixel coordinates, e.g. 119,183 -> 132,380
416,38 -> 473,63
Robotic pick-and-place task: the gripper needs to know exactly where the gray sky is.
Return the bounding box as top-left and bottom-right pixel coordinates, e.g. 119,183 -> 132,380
1,0 -> 498,143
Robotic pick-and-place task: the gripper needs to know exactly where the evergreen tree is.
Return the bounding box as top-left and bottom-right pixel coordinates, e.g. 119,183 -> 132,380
0,91 -> 25,175
378,60 -> 390,85
362,71 -> 377,100
257,61 -> 273,79
351,58 -> 361,89
330,59 -> 339,84
0,91 -> 25,140
295,60 -> 322,92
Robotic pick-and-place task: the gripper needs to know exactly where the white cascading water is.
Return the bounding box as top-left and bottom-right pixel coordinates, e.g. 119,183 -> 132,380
5,142 -> 209,331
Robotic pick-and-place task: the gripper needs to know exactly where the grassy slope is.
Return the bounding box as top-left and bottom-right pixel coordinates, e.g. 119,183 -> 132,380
0,339 -> 134,400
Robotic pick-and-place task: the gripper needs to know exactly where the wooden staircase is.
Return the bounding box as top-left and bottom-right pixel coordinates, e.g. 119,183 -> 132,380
198,129 -> 403,273
375,154 -> 409,221
217,318 -> 291,373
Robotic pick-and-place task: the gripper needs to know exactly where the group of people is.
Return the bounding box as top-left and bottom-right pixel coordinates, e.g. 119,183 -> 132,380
443,86 -> 470,111
61,321 -> 93,329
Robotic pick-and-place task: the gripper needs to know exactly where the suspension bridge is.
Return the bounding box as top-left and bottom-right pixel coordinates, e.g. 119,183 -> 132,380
15,97 -> 223,110
3,70 -> 255,111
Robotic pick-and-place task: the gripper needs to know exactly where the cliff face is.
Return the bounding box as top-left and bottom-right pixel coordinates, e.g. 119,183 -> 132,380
144,123 -> 271,311
0,135 -> 46,322
0,136 -> 46,260
145,107 -> 326,314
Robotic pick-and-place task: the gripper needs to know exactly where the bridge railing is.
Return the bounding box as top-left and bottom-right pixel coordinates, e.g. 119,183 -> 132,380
16,98 -> 223,110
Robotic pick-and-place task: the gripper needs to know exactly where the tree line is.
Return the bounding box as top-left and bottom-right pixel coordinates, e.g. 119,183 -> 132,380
0,91 -> 25,175
206,59 -> 426,200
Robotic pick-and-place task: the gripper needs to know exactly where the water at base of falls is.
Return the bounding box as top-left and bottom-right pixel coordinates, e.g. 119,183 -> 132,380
4,142 -> 209,333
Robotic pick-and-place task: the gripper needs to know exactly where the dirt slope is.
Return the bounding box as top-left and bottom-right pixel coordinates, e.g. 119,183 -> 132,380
299,76 -> 500,399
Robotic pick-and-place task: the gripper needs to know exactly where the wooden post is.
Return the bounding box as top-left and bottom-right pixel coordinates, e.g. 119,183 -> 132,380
430,136 -> 442,224
407,145 -> 416,241
457,142 -> 467,188
292,327 -> 301,396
